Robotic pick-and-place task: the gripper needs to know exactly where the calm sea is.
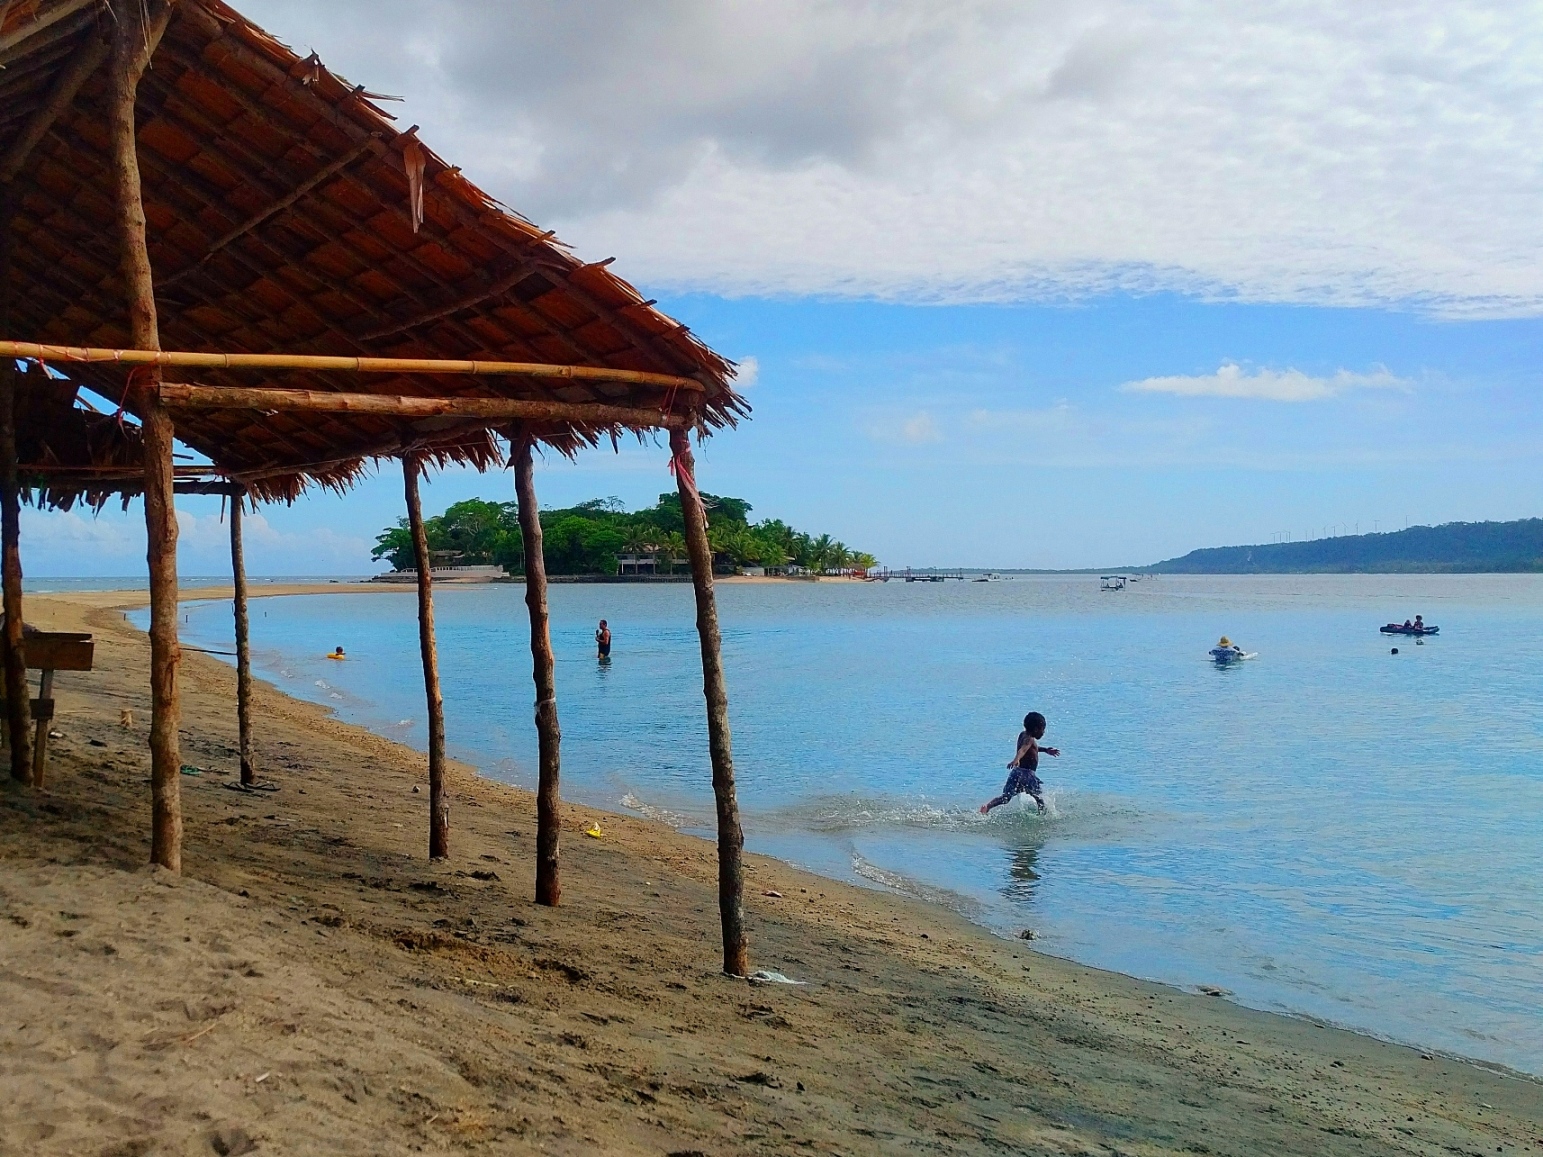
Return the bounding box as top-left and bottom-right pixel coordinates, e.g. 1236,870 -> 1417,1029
149,574 -> 1543,1073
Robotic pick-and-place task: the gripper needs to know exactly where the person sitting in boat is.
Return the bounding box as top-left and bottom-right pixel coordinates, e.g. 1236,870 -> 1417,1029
1402,620 -> 1413,630
1413,615 -> 1425,631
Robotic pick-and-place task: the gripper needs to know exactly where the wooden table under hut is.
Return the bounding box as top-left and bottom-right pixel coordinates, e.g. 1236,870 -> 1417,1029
0,0 -> 755,974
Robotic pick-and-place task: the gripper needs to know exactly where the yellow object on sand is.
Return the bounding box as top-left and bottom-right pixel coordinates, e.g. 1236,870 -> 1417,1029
585,823 -> 603,839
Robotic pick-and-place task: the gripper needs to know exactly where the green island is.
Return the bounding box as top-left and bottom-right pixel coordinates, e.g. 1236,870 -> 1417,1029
1146,517 -> 1543,574
372,493 -> 878,576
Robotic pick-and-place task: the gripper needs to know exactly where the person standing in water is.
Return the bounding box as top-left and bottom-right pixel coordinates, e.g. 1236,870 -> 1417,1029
981,711 -> 1059,814
595,619 -> 612,660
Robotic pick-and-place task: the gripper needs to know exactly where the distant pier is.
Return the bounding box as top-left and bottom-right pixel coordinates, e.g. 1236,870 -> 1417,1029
869,567 -> 967,583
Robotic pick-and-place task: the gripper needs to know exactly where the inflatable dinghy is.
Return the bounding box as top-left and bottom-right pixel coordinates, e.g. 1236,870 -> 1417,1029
1209,647 -> 1257,663
1379,623 -> 1439,636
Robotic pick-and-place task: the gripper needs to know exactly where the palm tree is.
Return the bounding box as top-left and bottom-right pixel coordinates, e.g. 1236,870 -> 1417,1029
660,531 -> 687,574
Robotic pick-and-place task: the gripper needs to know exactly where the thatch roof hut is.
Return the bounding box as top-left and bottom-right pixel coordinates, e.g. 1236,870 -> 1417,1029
0,0 -> 751,974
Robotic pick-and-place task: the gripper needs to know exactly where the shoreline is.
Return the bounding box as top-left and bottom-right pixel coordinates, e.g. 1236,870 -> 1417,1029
2,590 -> 1539,1152
96,582 -> 1543,1076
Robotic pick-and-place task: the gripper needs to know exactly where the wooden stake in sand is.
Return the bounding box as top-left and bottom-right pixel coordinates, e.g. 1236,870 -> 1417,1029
404,456 -> 449,860
0,187 -> 32,783
229,491 -> 256,786
111,0 -> 181,870
512,430 -> 561,906
671,427 -> 749,976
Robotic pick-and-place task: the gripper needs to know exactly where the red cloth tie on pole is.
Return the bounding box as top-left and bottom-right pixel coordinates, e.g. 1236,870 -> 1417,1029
669,443 -> 701,507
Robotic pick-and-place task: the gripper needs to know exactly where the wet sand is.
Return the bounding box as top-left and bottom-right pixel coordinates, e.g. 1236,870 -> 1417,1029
1,589 -> 1539,1155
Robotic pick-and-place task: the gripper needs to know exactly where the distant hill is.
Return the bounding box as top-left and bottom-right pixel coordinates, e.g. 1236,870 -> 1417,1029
1146,519 -> 1543,574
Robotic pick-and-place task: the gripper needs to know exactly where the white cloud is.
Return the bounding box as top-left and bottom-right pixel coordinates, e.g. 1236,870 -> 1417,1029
20,506 -> 376,577
733,355 -> 760,388
901,413 -> 942,443
241,0 -> 1543,313
867,410 -> 944,445
1123,364 -> 1406,402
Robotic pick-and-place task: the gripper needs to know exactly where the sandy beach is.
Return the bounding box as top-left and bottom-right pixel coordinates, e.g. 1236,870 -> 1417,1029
1,589 -> 1539,1156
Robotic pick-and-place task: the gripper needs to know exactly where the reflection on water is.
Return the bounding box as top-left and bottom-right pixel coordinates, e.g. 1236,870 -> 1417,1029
157,573 -> 1543,1074
1002,842 -> 1044,906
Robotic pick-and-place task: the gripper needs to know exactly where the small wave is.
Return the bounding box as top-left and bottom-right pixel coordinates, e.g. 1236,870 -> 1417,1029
850,853 -> 986,920
771,791 -> 1052,836
619,792 -> 697,829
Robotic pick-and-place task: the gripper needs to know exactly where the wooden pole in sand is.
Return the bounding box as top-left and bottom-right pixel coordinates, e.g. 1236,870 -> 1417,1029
670,427 -> 748,976
404,455 -> 449,860
229,490 -> 255,786
0,187 -> 32,783
511,430 -> 561,906
111,0 -> 181,870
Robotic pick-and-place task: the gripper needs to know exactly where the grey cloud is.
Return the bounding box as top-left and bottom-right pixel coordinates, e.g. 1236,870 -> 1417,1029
252,0 -> 1040,216
240,0 -> 1543,312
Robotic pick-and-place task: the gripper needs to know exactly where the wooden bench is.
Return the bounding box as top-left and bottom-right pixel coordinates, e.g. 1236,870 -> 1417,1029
0,631 -> 95,787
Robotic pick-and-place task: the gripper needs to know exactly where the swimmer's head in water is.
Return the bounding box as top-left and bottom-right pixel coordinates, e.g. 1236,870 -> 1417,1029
1022,711 -> 1046,737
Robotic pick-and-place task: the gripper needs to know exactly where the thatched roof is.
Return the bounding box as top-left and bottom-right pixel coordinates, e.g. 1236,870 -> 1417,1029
0,0 -> 744,503
9,358 -> 144,511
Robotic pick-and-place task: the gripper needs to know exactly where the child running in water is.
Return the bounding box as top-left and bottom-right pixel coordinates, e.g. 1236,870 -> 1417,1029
981,711 -> 1060,814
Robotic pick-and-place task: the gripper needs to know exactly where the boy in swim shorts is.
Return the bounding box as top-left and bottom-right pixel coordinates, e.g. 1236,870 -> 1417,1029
981,711 -> 1060,814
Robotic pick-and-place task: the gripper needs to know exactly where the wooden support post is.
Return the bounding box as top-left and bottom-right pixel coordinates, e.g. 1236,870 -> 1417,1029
670,427 -> 749,976
404,456 -> 449,860
512,432 -> 561,906
111,0 -> 180,870
30,668 -> 52,788
0,187 -> 31,783
229,492 -> 255,786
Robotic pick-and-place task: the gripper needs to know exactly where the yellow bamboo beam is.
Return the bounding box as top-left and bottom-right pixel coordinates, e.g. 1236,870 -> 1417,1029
0,342 -> 705,392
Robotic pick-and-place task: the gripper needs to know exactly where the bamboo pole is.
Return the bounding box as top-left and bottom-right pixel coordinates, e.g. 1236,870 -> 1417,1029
156,383 -> 686,429
670,427 -> 748,976
512,432 -> 561,906
0,188 -> 31,783
111,0 -> 180,871
0,342 -> 705,392
404,456 -> 449,860
229,491 -> 255,786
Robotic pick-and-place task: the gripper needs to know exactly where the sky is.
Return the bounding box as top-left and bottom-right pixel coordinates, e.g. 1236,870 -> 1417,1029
22,0 -> 1543,574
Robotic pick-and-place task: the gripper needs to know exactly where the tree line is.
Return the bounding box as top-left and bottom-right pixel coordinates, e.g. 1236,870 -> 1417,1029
1148,518 -> 1543,573
372,493 -> 879,576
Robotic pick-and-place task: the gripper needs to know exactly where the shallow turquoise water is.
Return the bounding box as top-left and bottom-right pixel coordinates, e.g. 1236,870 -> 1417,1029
158,574 -> 1543,1072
